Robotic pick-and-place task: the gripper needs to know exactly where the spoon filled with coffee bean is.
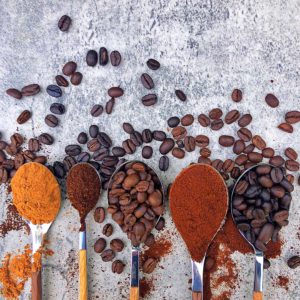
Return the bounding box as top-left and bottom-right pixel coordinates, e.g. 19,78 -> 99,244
107,160 -> 164,300
231,163 -> 293,300
170,163 -> 228,299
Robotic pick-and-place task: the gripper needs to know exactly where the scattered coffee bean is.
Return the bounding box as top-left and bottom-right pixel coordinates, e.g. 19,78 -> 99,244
142,146 -> 153,159
270,155 -> 285,167
108,87 -> 123,98
89,125 -> 99,138
106,98 -> 115,114
237,128 -> 252,142
45,114 -> 59,128
287,256 -> 300,269
184,136 -> 195,152
200,147 -> 211,158
38,133 -> 54,145
146,58 -> 160,70
91,104 -> 103,117
86,50 -> 98,66
248,152 -> 263,163
101,249 -> 115,262
62,61 -> 77,76
21,84 -> 40,96
46,85 -> 62,98
28,138 -> 40,152
198,114 -> 210,127
265,93 -> 279,108
209,108 -> 223,120
219,135 -> 235,147
159,138 -> 175,155
195,135 -> 209,148
99,47 -> 109,66
278,123 -> 293,133
58,15 -> 71,32
110,239 -> 124,252
262,147 -> 274,158
141,94 -> 157,106
55,75 -> 69,87
233,140 -> 245,155
50,103 -> 65,115
6,88 -> 22,100
145,234 -> 155,247
142,129 -> 152,143
97,132 -> 112,148
70,72 -> 83,85
171,126 -> 187,140
175,90 -> 186,101
153,131 -> 166,141
122,139 -> 136,154
172,147 -> 185,159
155,217 -> 165,231
17,110 -> 31,124
65,144 -> 81,156
231,89 -> 242,102
238,114 -> 252,127
77,152 -> 90,162
94,207 -> 105,223
130,131 -> 143,146
284,147 -> 298,160
123,123 -> 134,134
285,111 -> 300,124
112,260 -> 125,274
167,116 -> 180,128
225,109 -> 240,124
211,119 -> 224,130
141,73 -> 154,89
252,135 -> 266,150
103,223 -> 113,237
285,160 -> 299,172
112,147 -> 126,157
110,51 -> 122,66
94,238 -> 106,253
143,258 -> 158,274
181,114 -> 194,126
159,156 -> 169,171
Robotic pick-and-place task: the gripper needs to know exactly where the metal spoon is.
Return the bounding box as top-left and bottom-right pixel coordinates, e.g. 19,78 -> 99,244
107,160 -> 164,300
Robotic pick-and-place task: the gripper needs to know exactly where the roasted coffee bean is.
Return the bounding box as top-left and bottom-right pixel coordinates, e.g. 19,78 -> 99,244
0,168 -> 8,183
195,135 -> 209,148
63,156 -> 76,171
142,146 -> 153,159
112,260 -> 125,274
94,238 -> 106,253
112,147 -> 126,157
256,165 -> 271,175
94,207 -> 105,223
102,156 -> 118,167
219,135 -> 235,147
285,147 -> 298,160
6,88 -> 22,99
248,152 -> 263,163
86,50 -> 98,66
21,84 -> 40,96
46,85 -> 62,98
184,136 -> 195,152
130,131 -> 143,146
2,159 -> 14,170
200,147 -> 211,158
271,186 -> 286,198
142,257 -> 157,274
45,114 -> 59,127
53,161 -> 65,178
93,148 -> 109,161
90,104 -> 103,117
172,147 -> 185,159
237,128 -> 252,142
55,75 -> 68,87
50,103 -> 65,115
238,114 -> 252,127
77,152 -> 90,162
141,73 -> 154,89
152,131 -> 166,141
252,135 -> 266,150
58,15 -> 71,31
99,47 -> 109,66
0,150 -> 6,163
222,159 -> 234,173
258,176 -> 273,188
106,98 -> 115,114
103,223 -> 113,237
145,234 -> 155,247
70,72 -> 83,85
287,256 -> 300,269
159,138 -> 174,155
167,116 -> 180,128
155,217 -> 165,231
198,156 -> 211,164
278,123 -> 293,133
269,155 -> 285,167
212,159 -> 223,172
175,89 -> 186,101
65,144 -> 81,156
123,123 -> 134,134
198,114 -> 210,127
38,133 -> 53,145
89,125 -> 99,138
101,249 -> 115,262
273,210 -> 289,223
146,58 -> 160,70
122,139 -> 136,154
262,147 -> 274,158
285,160 -> 300,172
181,114 -> 194,126
171,126 -> 187,140
10,133 -> 23,147
258,223 -> 274,243
270,167 -> 284,183
231,167 -> 241,179
108,87 -> 124,98
110,239 -> 124,252
159,156 -> 169,171
142,129 -> 152,143
211,119 -> 224,131
14,153 -> 24,169
285,111 -> 300,124
231,89 -> 242,102
17,110 -> 31,124
62,61 -> 77,76
233,140 -> 245,154
286,174 -> 295,184
209,108 -> 223,120
5,144 -> 17,156
265,93 -> 279,108
110,51 -> 121,66
235,180 -> 249,195
141,94 -> 157,106
225,109 -> 240,124
28,138 -> 40,152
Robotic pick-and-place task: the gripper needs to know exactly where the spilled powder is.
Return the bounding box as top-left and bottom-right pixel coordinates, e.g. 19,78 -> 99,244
276,275 -> 289,291
140,277 -> 154,299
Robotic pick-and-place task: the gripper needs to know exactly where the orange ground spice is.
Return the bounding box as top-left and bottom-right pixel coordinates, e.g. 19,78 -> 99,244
141,237 -> 172,262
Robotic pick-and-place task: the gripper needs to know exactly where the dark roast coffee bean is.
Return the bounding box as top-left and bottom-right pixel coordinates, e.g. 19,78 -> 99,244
270,155 -> 285,167
238,114 -> 252,127
110,51 -> 121,66
46,85 -> 62,98
98,132 -> 112,148
17,110 -> 31,124
28,138 -> 40,152
159,156 -> 169,171
89,125 -> 99,138
237,128 -> 252,142
76,132 -> 87,145
130,131 -> 143,146
112,147 -> 126,157
0,141 -> 7,151
285,160 -> 299,171
231,89 -> 242,102
262,147 -> 274,158
278,123 -> 293,133
141,73 -> 154,89
53,161 -> 65,178
94,238 -> 106,253
248,152 -> 263,163
77,152 -> 90,162
155,217 -> 165,231
211,119 -> 224,131
50,103 -> 65,115
93,148 -> 109,161
106,98 -> 115,114
110,239 -> 124,252
123,123 -> 134,134
55,75 -> 68,87
45,114 -> 59,128
225,109 -> 240,124
233,140 -> 245,154
99,47 -> 109,66
70,72 -> 83,85
175,90 -> 186,101
58,15 -> 71,31
6,88 -> 22,99
195,135 -> 209,148
21,84 -> 40,96
243,144 -> 255,154
181,114 -> 194,126
285,147 -> 298,160
112,260 -> 125,274
63,156 -> 76,171
280,178 -> 294,192
101,249 -> 115,262
219,135 -> 235,147
108,87 -> 124,98
65,144 -> 81,156
271,186 -> 285,198
270,167 -> 284,183
11,133 -> 23,147
212,159 -> 223,172
62,61 -> 77,76
159,138 -> 175,155
122,139 -> 136,154
146,58 -> 160,70
172,147 -> 185,159
209,108 -> 223,120
153,131 -> 166,141
198,114 -> 210,127
102,156 -> 118,167
285,111 -> 300,124
167,116 -> 180,128
265,93 -> 279,108
91,104 -> 103,117
38,133 -> 54,145
198,156 -> 211,164
142,129 -> 152,143
287,256 -> 300,269
94,207 -> 105,223
184,136 -> 195,152
141,94 -> 157,106
86,50 -> 98,66
222,159 -> 235,173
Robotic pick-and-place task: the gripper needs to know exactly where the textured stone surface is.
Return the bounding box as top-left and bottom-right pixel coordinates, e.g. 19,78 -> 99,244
0,0 -> 300,299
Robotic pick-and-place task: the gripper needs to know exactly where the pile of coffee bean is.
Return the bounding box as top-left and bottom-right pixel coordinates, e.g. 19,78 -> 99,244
232,164 -> 293,251
107,161 -> 164,247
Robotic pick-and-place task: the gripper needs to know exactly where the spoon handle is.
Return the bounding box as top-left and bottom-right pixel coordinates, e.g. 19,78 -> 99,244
253,250 -> 264,300
130,247 -> 140,300
253,291 -> 263,300
191,259 -> 204,300
32,267 -> 42,300
192,292 -> 202,299
79,231 -> 88,300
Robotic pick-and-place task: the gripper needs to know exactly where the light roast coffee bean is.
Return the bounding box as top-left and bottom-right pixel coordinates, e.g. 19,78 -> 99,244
278,123 -> 293,133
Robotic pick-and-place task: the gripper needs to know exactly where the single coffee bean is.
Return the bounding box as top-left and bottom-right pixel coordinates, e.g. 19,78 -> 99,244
256,165 -> 271,175
219,135 -> 235,147
280,178 -> 294,193
172,147 -> 185,159
287,256 -> 300,269
222,159 -> 235,173
286,174 -> 294,184
237,128 -> 252,142
123,123 -> 134,134
112,147 -> 126,157
167,116 -> 180,128
248,152 -> 263,163
86,50 -> 98,66
212,159 -> 223,172
225,109 -> 240,124
110,239 -> 124,252
238,114 -> 252,127
94,238 -> 106,253
6,88 -> 22,99
142,257 -> 157,273
94,207 -> 105,223
145,234 -> 155,247
35,156 -> 47,164
233,140 -> 245,154
103,223 -> 113,237
198,156 -> 212,164
70,72 -> 83,85
209,108 -> 223,120
195,135 -> 209,148
108,87 -> 124,98
198,114 -> 210,127
55,75 -> 68,87
45,114 -> 59,128
278,123 -> 293,133
110,50 -> 122,66
141,94 -> 157,106
262,147 -> 274,158
252,135 -> 266,150
231,167 -> 241,179
122,139 -> 136,154
211,119 -> 224,131
231,89 -> 242,102
50,103 -> 65,115
243,144 -> 255,154
97,132 -> 112,148
159,156 -> 169,171
285,160 -> 300,172
271,186 -> 286,198
93,148 -> 109,161
141,73 -> 154,89
270,167 -> 284,183
89,125 -> 99,138
106,98 -> 115,114
130,131 -> 143,146
258,176 -> 273,188
142,146 -> 153,159
181,114 -> 194,126
159,138 -> 175,155
285,111 -> 300,124
38,133 -> 54,145
184,136 -> 195,152
63,156 -> 76,171
235,180 -> 249,194
269,155 -> 285,167
284,147 -> 298,160
58,15 -> 71,31
146,58 -> 160,70
99,47 -> 109,66
153,131 -> 166,141
11,133 -> 23,147
142,129 -> 152,143
17,110 -> 31,124
112,260 -> 125,274
263,258 -> 271,269
77,152 -> 90,162
21,84 -> 40,96
101,249 -> 115,262
91,104 -> 103,117
46,85 -> 62,98
200,147 -> 211,158
28,138 -> 40,152
175,90 -> 186,101
155,217 -> 165,231
53,161 -> 65,178
77,132 -> 88,144
171,126 -> 187,140
62,61 -> 77,76
265,93 -> 279,108
65,144 -> 81,156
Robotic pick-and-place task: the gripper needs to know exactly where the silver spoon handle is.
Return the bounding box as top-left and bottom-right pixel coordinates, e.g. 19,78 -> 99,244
191,258 -> 204,299
254,250 -> 264,292
130,247 -> 140,300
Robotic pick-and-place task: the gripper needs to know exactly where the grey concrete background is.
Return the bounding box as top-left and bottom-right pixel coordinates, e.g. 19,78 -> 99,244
0,0 -> 300,299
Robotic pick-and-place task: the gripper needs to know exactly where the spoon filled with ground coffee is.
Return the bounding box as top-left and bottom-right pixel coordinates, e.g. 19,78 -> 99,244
170,163 -> 228,299
107,160 -> 164,300
66,163 -> 101,300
